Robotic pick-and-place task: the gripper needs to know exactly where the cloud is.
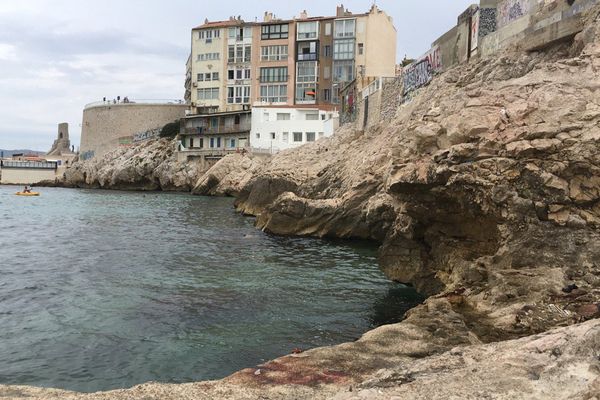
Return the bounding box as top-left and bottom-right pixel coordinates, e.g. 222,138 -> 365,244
0,43 -> 18,61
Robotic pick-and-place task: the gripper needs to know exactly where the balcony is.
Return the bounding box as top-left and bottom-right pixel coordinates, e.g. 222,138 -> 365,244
297,53 -> 318,61
184,123 -> 251,135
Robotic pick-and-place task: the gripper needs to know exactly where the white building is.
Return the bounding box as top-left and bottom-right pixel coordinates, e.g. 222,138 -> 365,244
250,107 -> 338,153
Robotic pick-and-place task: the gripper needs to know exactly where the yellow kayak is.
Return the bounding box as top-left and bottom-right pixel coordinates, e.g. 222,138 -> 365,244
16,192 -> 40,196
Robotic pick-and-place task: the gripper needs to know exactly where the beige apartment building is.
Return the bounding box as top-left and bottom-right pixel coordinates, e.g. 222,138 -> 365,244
180,4 -> 396,160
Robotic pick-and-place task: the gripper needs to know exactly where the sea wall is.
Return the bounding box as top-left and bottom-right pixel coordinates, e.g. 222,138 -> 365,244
80,102 -> 187,160
0,167 -> 57,185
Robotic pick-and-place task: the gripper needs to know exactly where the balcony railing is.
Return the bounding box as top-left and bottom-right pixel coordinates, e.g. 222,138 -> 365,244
297,53 -> 318,61
1,160 -> 58,170
184,123 -> 251,135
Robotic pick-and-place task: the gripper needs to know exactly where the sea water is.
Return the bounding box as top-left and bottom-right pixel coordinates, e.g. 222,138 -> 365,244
0,186 -> 422,392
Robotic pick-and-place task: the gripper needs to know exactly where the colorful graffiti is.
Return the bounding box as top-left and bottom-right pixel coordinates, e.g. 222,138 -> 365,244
479,8 -> 498,38
497,0 -> 531,29
81,150 -> 95,161
402,46 -> 442,96
133,128 -> 161,142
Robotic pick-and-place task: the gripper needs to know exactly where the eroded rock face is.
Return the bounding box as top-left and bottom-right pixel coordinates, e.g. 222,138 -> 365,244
229,7 -> 600,343
62,139 -> 203,191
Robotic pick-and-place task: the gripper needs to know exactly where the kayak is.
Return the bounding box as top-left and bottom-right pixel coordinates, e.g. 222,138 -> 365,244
16,192 -> 40,196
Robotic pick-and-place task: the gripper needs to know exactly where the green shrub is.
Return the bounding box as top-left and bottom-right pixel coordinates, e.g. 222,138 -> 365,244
160,121 -> 180,138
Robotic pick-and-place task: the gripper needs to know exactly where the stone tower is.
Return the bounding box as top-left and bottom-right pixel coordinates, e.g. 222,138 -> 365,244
47,122 -> 73,156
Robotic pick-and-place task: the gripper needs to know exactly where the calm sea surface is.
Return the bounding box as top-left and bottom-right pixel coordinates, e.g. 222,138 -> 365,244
0,186 -> 421,392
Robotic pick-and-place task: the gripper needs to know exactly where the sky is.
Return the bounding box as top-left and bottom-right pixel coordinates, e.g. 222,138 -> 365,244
0,0 -> 476,151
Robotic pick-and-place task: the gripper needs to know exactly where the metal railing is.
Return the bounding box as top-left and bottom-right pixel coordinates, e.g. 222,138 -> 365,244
184,123 -> 251,135
84,99 -> 185,109
1,160 -> 58,170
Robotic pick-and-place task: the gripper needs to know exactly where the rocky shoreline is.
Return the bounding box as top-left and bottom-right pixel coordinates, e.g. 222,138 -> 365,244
4,6 -> 600,399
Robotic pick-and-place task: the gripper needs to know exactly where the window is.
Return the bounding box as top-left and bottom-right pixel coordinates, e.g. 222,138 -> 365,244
297,41 -> 318,61
244,45 -> 251,62
261,45 -> 288,61
205,73 -> 212,81
228,68 -> 251,81
323,88 -> 331,102
210,137 -> 215,148
296,83 -> 317,102
197,87 -> 219,100
260,67 -> 288,83
270,132 -> 276,140
358,43 -> 364,55
306,113 -> 319,120
277,113 -> 291,120
217,137 -> 222,148
306,132 -> 316,142
296,61 -> 317,82
334,39 -> 355,60
198,29 -> 220,40
256,133 -> 261,139
335,19 -> 355,38
261,23 -> 289,40
297,21 -> 318,40
229,44 -> 251,63
282,132 -> 289,142
259,84 -> 287,103
197,73 -> 204,81
229,27 -> 251,40
323,45 -> 332,57
333,60 -> 355,82
229,138 -> 236,148
199,138 -> 204,148
293,132 -> 303,142
325,23 -> 332,36
212,72 -> 219,81
189,137 -> 194,148
197,53 -> 220,61
324,66 -> 331,80
263,113 -> 269,121
227,86 -> 250,104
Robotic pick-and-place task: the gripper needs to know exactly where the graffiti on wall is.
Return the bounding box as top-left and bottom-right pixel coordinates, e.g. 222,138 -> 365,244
402,46 -> 442,97
479,7 -> 498,37
118,136 -> 133,146
81,150 -> 95,161
497,0 -> 531,29
133,128 -> 161,143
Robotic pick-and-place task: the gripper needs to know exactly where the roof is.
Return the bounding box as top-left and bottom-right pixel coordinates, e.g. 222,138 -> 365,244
193,20 -> 250,30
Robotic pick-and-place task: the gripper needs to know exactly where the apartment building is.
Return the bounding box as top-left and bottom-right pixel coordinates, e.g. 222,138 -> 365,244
181,5 -> 397,159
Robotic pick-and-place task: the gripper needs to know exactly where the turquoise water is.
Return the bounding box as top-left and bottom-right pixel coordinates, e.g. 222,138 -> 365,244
0,186 -> 422,392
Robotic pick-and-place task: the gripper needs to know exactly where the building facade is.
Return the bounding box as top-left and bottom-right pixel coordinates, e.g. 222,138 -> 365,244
181,5 -> 397,156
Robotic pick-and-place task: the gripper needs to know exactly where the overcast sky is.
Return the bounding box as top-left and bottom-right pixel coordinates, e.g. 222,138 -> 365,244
0,0 -> 476,151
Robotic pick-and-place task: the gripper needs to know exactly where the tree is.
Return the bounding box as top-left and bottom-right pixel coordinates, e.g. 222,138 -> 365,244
160,120 -> 180,138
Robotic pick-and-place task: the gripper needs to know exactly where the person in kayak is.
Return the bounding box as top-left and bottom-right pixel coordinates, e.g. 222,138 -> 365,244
23,185 -> 31,193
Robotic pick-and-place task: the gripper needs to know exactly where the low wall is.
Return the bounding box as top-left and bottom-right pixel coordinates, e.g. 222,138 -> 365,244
0,168 -> 58,185
80,102 -> 187,159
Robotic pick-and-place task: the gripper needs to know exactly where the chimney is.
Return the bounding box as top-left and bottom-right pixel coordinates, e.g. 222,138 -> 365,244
204,18 -> 209,25
264,11 -> 273,22
299,10 -> 308,19
336,4 -> 345,17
